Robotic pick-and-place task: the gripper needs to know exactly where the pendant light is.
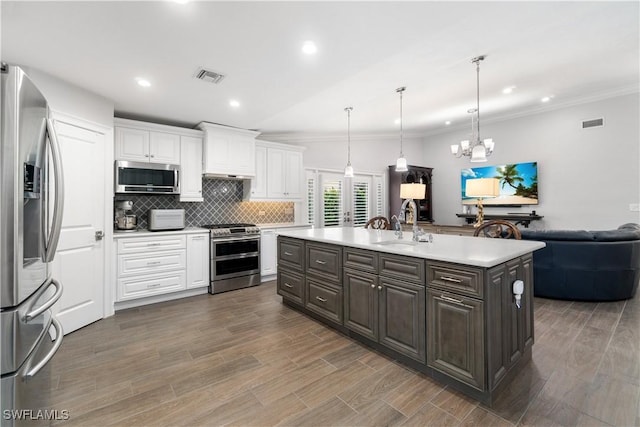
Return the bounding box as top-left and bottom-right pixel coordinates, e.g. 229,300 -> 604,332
395,87 -> 408,172
450,55 -> 494,162
344,107 -> 354,178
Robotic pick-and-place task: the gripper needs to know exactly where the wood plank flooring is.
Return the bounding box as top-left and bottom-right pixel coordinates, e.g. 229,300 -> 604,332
47,282 -> 640,426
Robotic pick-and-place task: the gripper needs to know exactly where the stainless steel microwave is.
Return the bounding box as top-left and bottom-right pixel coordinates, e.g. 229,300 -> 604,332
114,160 -> 180,194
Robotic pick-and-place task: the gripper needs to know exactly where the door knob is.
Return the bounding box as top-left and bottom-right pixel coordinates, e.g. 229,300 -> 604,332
95,230 -> 104,241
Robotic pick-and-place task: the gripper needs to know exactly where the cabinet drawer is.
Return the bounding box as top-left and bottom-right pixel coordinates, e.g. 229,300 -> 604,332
305,278 -> 343,325
307,242 -> 342,282
278,237 -> 304,271
118,271 -> 186,301
379,254 -> 425,284
344,248 -> 378,274
277,269 -> 304,305
427,261 -> 483,299
118,250 -> 186,277
117,235 -> 186,254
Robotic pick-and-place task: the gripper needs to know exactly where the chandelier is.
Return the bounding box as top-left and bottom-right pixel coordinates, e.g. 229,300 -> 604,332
451,55 -> 494,162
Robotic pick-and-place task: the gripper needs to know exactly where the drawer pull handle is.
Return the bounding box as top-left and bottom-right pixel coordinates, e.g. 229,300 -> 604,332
147,283 -> 162,288
147,261 -> 161,266
315,296 -> 327,303
370,284 -> 375,288
284,283 -> 293,288
147,243 -> 161,247
441,276 -> 462,283
378,285 -> 382,290
440,295 -> 464,305
283,251 -> 293,256
315,260 -> 327,265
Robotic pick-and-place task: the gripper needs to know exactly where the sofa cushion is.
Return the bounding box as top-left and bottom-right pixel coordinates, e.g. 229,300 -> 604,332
520,229 -> 595,241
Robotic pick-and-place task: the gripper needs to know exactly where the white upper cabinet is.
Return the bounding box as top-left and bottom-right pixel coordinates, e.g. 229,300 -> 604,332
179,135 -> 204,202
114,118 -> 185,165
250,144 -> 267,198
198,122 -> 259,177
245,141 -> 305,201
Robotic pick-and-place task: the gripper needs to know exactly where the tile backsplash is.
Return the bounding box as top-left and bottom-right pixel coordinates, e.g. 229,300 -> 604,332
115,178 -> 295,229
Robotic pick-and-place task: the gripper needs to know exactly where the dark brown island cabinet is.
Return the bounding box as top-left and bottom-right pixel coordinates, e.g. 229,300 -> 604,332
276,235 -> 535,406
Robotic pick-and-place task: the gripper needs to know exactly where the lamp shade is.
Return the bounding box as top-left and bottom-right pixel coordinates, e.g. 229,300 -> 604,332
465,178 -> 499,198
400,183 -> 426,200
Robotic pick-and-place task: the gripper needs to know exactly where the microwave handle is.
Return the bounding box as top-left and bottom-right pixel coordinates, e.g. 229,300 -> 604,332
43,118 -> 65,263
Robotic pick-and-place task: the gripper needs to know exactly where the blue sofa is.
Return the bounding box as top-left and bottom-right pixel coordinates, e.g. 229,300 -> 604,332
520,223 -> 640,301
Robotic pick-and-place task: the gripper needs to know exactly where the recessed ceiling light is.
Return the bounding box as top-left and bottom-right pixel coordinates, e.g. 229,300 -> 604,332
302,41 -> 317,55
229,99 -> 240,108
445,121 -> 451,125
136,78 -> 151,88
502,86 -> 516,94
541,96 -> 553,103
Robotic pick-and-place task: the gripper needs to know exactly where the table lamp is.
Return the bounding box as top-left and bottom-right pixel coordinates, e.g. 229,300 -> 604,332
400,183 -> 426,224
465,178 -> 499,227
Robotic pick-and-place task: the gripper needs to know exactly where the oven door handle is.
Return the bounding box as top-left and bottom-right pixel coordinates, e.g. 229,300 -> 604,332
212,236 -> 260,243
214,252 -> 259,260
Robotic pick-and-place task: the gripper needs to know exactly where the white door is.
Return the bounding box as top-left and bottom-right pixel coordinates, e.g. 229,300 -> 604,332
51,119 -> 105,334
319,172 -> 345,227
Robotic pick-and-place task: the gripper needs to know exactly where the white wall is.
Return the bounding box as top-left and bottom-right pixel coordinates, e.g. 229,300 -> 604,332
291,134 -> 424,177
21,66 -> 114,128
422,93 -> 640,230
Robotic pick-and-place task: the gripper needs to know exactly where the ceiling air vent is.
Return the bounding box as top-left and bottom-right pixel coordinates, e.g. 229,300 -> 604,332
194,68 -> 225,84
581,117 -> 604,129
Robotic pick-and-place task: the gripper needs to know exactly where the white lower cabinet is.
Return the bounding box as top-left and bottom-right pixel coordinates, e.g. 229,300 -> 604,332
116,231 -> 209,303
260,229 -> 277,278
259,225 -> 311,282
187,233 -> 209,289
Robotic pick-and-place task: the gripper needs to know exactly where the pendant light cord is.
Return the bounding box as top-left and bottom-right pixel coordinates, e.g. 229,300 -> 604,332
476,59 -> 480,141
397,87 -> 406,156
345,106 -> 352,164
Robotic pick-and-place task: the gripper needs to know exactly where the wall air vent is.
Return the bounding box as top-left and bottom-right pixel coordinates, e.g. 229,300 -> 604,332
581,117 -> 604,129
194,68 -> 225,84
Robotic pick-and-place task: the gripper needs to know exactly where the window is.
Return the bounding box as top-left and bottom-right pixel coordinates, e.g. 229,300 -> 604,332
306,169 -> 385,229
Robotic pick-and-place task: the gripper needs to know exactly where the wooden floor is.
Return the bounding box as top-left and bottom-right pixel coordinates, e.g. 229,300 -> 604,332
48,281 -> 640,426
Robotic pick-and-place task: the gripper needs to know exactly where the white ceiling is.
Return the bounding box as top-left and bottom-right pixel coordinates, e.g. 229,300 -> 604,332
2,1 -> 638,137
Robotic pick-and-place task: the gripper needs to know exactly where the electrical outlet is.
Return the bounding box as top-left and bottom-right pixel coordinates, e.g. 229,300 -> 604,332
284,207 -> 294,215
630,203 -> 640,212
258,210 -> 266,216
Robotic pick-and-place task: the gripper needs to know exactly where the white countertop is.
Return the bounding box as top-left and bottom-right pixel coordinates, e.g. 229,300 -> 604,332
113,227 -> 209,238
277,227 -> 546,268
256,223 -> 312,229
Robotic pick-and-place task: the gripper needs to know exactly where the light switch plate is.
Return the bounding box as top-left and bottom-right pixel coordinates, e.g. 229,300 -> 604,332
630,203 -> 640,212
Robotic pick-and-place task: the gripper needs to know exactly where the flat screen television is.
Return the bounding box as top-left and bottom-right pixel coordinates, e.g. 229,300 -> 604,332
461,162 -> 538,206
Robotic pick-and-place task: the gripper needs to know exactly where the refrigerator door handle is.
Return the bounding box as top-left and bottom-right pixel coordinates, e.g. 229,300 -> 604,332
25,316 -> 63,379
43,118 -> 65,263
24,278 -> 63,322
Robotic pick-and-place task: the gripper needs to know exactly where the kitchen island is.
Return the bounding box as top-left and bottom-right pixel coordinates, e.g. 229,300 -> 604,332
276,227 -> 545,406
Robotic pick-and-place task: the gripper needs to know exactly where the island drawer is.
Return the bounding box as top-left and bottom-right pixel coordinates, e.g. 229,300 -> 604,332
427,261 -> 483,299
344,248 -> 378,274
277,269 -> 304,305
305,278 -> 343,325
278,237 -> 304,271
306,242 -> 342,283
379,254 -> 425,284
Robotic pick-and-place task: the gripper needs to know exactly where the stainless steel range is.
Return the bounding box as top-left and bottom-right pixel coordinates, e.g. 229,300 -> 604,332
203,223 -> 261,294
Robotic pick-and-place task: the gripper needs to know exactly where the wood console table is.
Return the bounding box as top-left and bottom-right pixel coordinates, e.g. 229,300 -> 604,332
456,213 -> 543,228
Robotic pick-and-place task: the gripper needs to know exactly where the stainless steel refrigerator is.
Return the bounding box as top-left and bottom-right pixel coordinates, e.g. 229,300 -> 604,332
1,64 -> 65,424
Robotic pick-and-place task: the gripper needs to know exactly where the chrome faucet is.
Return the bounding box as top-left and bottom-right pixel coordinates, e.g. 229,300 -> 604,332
390,215 -> 403,239
399,198 -> 421,240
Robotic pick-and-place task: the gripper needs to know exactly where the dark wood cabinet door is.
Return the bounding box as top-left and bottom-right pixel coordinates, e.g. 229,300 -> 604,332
278,237 -> 304,271
305,277 -> 343,325
343,269 -> 378,341
427,288 -> 485,391
379,277 -> 426,363
306,242 -> 342,283
521,255 -> 534,348
277,268 -> 304,305
388,165 -> 433,222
